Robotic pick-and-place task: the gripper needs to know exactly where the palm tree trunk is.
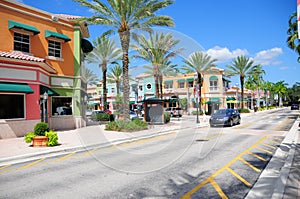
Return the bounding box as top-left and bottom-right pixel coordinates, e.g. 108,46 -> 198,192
102,64 -> 107,112
240,76 -> 245,109
159,75 -> 163,99
198,73 -> 202,113
119,30 -> 130,120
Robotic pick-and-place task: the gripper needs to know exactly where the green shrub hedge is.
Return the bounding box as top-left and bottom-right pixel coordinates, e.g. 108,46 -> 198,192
238,108 -> 250,113
164,112 -> 171,123
105,119 -> 148,132
45,130 -> 58,147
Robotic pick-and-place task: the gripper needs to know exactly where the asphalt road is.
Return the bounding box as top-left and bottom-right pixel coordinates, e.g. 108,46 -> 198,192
0,108 -> 298,199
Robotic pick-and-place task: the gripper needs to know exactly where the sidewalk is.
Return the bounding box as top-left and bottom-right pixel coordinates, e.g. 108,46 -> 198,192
0,118 -> 201,165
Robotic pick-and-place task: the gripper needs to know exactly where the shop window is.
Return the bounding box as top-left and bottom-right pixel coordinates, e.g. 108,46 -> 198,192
178,82 -> 185,88
14,32 -> 30,53
52,97 -> 72,116
188,81 -> 194,88
48,40 -> 62,58
165,83 -> 173,89
209,80 -> 218,91
0,94 -> 25,119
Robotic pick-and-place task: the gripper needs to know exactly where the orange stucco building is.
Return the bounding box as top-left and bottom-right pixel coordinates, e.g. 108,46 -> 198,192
0,0 -> 92,139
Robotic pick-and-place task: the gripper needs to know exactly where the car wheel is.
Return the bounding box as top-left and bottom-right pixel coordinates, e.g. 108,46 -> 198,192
179,114 -> 182,117
237,117 -> 241,125
229,119 -> 233,127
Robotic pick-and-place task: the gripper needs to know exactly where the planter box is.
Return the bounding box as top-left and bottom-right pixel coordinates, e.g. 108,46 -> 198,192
32,136 -> 48,147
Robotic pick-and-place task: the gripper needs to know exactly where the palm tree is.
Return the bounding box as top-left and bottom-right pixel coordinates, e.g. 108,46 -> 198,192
287,12 -> 300,63
107,63 -> 123,96
182,51 -> 217,112
132,32 -> 181,98
226,55 -> 257,109
248,64 -> 265,108
73,0 -> 175,120
261,81 -> 274,107
274,81 -> 288,107
85,36 -> 121,111
84,67 -> 99,86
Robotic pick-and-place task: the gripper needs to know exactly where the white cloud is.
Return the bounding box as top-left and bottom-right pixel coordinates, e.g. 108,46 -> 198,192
253,47 -> 283,66
206,46 -> 248,63
279,66 -> 289,70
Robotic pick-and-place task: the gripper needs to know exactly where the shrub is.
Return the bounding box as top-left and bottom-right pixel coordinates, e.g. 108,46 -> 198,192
132,118 -> 148,127
238,108 -> 250,113
45,130 -> 58,147
24,132 -> 35,143
192,110 -> 204,115
34,122 -> 49,136
105,119 -> 148,132
164,112 -> 171,123
93,113 -> 111,121
105,121 -> 121,131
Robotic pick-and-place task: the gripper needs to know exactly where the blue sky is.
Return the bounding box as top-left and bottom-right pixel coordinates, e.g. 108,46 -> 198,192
18,0 -> 299,87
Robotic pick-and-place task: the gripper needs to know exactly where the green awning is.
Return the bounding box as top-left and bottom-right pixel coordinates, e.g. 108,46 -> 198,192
130,101 -> 136,104
131,83 -> 138,87
205,101 -> 221,104
227,97 -> 236,101
40,85 -> 59,96
164,80 -> 173,84
177,79 -> 186,83
209,76 -> 218,81
186,78 -> 194,82
209,97 -> 220,102
45,30 -> 71,42
81,39 -> 93,53
8,20 -> 40,35
0,82 -> 34,93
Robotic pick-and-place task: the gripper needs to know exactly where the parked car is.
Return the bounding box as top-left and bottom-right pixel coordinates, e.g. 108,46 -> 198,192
130,111 -> 139,120
209,108 -> 241,127
291,103 -> 299,110
164,107 -> 183,117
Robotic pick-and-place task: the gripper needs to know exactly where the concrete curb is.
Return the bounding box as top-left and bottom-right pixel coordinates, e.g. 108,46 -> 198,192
245,118 -> 299,199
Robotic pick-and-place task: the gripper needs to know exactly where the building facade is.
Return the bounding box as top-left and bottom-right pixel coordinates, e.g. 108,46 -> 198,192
0,1 -> 91,138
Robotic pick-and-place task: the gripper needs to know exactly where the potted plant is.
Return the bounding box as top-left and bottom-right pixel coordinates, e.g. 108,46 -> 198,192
24,122 -> 58,147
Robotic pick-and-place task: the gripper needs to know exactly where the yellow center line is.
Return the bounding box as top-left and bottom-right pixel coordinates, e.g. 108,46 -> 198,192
19,158 -> 45,169
54,152 -> 76,162
82,147 -> 100,156
0,164 -> 11,170
196,132 -> 223,141
247,151 -> 267,162
226,167 -> 251,187
234,123 -> 252,129
210,179 -> 228,199
238,157 -> 261,172
180,136 -> 268,198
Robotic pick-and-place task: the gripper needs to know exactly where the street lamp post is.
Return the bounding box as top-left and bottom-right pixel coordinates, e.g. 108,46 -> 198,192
235,83 -> 239,109
43,92 -> 48,123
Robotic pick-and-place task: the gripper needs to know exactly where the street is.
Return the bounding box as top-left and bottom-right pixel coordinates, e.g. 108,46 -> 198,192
0,108 -> 299,199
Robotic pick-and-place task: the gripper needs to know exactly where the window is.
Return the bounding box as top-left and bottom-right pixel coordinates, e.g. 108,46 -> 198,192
210,80 -> 218,91
14,32 -> 30,53
0,94 -> 25,119
165,83 -> 173,89
139,85 -> 143,91
178,82 -> 185,88
146,83 -> 152,90
52,97 -> 72,116
188,81 -> 194,88
48,40 -> 62,58
111,88 -> 115,94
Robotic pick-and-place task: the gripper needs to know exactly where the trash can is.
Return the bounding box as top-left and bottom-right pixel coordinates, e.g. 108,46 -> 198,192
254,107 -> 258,112
109,114 -> 115,122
